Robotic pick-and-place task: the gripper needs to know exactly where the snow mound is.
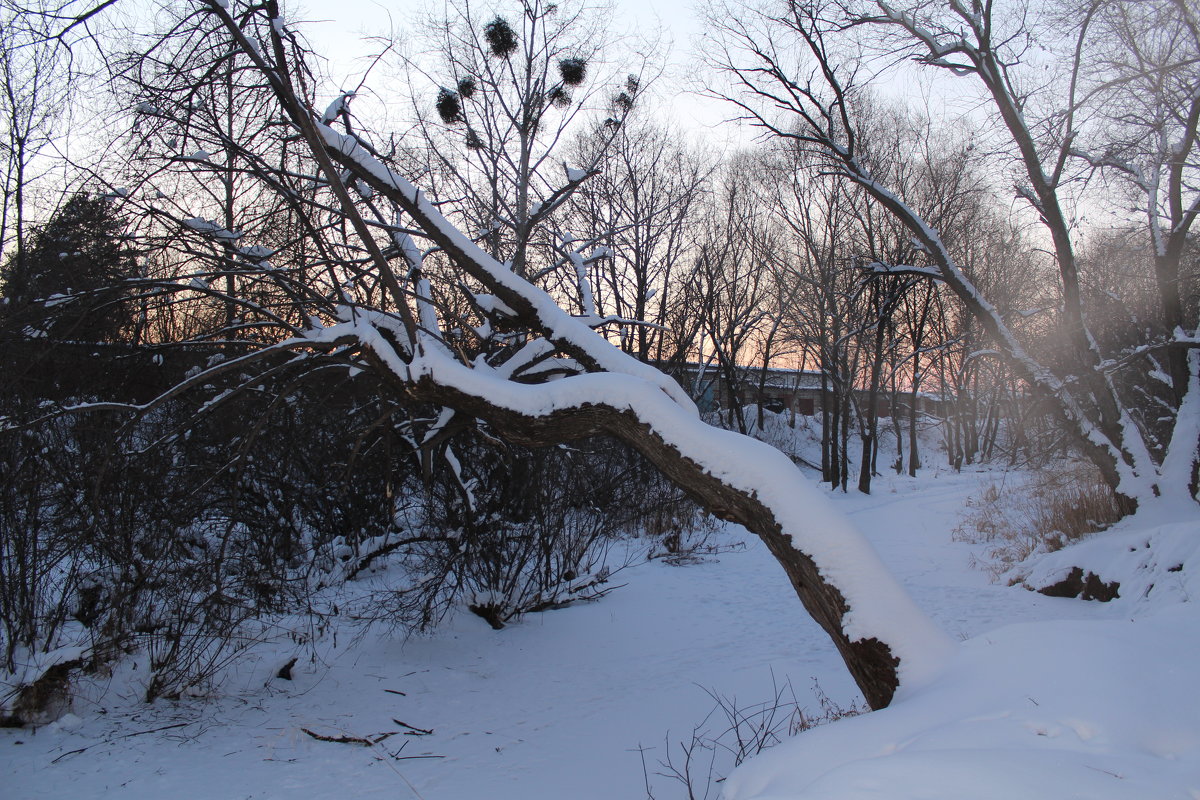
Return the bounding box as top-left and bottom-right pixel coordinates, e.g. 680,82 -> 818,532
724,513 -> 1200,799
1013,518 -> 1200,607
724,608 -> 1200,799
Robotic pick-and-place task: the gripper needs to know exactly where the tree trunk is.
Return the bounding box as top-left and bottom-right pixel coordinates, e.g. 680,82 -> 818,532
385,363 -> 951,709
858,303 -> 888,495
820,359 -> 834,484
908,383 -> 920,478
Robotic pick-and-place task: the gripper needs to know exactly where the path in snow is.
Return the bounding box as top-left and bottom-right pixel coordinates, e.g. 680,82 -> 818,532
844,470 -> 1110,641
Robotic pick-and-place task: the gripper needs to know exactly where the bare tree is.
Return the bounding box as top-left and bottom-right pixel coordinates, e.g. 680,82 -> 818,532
689,161 -> 776,432
566,117 -> 714,363
705,0 -> 1200,507
0,4 -> 71,276
402,0 -> 639,283
755,146 -> 865,489
1071,0 -> 1200,407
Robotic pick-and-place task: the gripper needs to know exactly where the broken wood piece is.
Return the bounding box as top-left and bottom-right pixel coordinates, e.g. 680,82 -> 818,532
301,727 -> 373,746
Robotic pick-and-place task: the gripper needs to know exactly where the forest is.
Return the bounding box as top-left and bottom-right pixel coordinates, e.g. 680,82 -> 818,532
0,0 -> 1197,797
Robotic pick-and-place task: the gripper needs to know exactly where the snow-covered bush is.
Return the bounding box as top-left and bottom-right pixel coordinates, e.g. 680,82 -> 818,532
1,344 -> 716,713
366,433 -> 699,630
0,413 -> 84,673
0,362 -> 427,706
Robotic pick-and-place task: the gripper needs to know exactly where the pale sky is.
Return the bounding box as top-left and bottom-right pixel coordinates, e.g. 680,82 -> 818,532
296,0 -> 753,150
295,0 -> 981,155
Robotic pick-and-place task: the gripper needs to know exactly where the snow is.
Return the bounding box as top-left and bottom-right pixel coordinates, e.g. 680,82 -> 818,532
7,465 -> 1193,798
1149,368 -> 1173,386
237,244 -> 275,260
42,294 -> 71,308
392,227 -> 423,273
1013,517 -> 1200,609
472,293 -> 516,317
1160,348 -> 1200,502
725,612 -> 1200,799
570,250 -> 596,318
726,497 -> 1200,800
321,92 -> 355,125
183,217 -> 242,242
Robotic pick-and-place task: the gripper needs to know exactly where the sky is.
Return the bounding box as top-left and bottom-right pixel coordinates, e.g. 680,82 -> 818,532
293,0 -> 987,157
295,0 -> 755,150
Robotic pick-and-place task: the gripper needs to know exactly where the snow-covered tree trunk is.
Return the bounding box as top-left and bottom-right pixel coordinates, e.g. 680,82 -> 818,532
187,0 -> 955,709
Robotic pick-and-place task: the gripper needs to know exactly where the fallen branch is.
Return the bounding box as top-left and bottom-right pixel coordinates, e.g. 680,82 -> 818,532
50,722 -> 190,764
301,727 -> 373,746
392,718 -> 433,736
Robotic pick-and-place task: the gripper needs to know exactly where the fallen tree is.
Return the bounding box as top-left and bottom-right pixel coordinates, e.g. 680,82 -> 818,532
7,0 -> 955,709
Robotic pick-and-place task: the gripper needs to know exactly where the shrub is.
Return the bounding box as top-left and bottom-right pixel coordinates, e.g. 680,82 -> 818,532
0,362 -> 422,705
954,462 -> 1125,578
367,432 -> 700,631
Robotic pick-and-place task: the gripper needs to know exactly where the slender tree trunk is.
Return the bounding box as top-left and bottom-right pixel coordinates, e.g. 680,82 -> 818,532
908,378 -> 921,478
839,373 -> 851,493
891,379 -> 904,475
820,362 -> 833,483
858,303 -> 888,494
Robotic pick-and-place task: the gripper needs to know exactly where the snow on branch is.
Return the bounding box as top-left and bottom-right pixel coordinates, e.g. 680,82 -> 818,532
314,122 -> 696,411
864,262 -> 943,280
388,346 -> 957,698
177,1 -> 968,708
183,217 -> 242,242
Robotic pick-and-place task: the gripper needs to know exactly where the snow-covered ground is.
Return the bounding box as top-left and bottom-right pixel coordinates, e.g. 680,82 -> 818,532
3,465 -> 1197,799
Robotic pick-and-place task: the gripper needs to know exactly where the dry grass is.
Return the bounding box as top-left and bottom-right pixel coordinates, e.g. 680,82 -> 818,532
954,463 -> 1125,579
643,676 -> 865,799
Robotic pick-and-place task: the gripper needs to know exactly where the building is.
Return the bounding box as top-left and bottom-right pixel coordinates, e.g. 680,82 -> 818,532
670,361 -> 945,418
